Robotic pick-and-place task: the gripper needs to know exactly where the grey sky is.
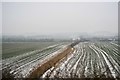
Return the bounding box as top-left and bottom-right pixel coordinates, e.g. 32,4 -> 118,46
2,2 -> 118,35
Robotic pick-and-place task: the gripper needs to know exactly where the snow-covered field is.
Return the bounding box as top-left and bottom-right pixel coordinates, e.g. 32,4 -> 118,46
42,42 -> 120,78
2,43 -> 68,78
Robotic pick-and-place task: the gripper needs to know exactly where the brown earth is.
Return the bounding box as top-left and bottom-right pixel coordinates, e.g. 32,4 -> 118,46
27,46 -> 74,79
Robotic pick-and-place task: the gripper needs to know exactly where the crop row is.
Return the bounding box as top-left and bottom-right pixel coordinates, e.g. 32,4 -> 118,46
42,42 -> 120,78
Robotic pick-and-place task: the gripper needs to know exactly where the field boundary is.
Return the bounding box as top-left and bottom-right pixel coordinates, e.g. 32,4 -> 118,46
27,45 -> 75,78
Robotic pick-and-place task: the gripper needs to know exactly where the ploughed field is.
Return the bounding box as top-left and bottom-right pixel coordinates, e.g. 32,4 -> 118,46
42,41 -> 120,78
1,42 -> 69,78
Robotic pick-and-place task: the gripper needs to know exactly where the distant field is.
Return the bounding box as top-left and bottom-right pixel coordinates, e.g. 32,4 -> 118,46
2,42 -> 69,59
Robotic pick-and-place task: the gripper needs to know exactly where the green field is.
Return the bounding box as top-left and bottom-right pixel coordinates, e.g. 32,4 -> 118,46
2,42 -> 65,59
2,41 -> 70,78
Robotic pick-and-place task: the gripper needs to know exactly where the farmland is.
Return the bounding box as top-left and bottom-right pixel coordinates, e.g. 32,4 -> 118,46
2,42 -> 66,59
1,41 -> 120,79
42,41 -> 120,79
1,41 -> 70,78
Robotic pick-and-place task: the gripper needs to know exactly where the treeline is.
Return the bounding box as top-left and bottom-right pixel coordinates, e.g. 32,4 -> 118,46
2,37 -> 72,42
3,38 -> 54,42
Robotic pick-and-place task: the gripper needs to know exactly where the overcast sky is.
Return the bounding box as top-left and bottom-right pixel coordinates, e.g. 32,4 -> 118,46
2,2 -> 118,36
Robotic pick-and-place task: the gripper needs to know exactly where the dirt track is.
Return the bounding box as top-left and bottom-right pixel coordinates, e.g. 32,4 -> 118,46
28,46 -> 75,78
